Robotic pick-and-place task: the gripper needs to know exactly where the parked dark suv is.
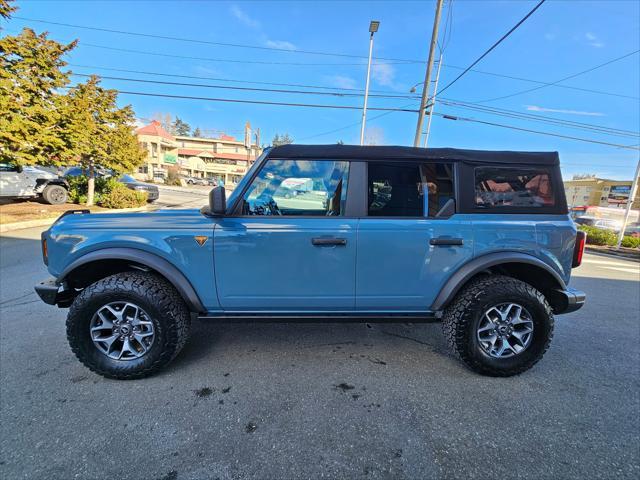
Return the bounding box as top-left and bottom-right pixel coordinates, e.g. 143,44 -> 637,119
35,145 -> 586,379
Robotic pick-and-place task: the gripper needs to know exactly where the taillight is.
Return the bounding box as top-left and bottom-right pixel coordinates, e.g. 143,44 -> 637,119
572,230 -> 586,268
41,235 -> 48,266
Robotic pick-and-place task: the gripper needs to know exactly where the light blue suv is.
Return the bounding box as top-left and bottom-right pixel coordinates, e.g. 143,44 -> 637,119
35,145 -> 586,379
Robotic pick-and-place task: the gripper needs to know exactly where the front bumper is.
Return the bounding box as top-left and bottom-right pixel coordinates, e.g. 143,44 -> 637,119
551,287 -> 586,314
34,278 -> 74,307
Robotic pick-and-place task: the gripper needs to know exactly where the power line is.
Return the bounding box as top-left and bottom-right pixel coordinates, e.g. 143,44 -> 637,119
436,0 -> 547,96
80,42 -> 407,67
13,15 -> 421,64
68,64 -> 399,94
103,89 -> 421,113
439,99 -> 640,138
475,50 -> 640,103
74,70 -> 637,139
70,72 -> 419,100
8,22 -> 635,100
435,112 -> 640,151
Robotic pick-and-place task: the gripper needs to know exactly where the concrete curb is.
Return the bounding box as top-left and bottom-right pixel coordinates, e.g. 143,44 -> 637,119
0,205 -> 152,234
585,246 -> 640,263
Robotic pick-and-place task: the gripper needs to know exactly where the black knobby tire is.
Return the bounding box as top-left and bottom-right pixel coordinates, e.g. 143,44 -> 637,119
442,275 -> 554,377
66,271 -> 191,380
42,184 -> 68,205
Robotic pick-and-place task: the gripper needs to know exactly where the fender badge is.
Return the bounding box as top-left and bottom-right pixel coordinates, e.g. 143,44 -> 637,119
194,236 -> 208,246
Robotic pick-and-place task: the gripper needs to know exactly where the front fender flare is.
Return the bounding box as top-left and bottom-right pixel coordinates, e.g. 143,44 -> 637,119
59,247 -> 205,313
430,252 -> 567,311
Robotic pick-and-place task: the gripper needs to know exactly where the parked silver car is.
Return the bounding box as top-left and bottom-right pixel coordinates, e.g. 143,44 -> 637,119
0,163 -> 69,204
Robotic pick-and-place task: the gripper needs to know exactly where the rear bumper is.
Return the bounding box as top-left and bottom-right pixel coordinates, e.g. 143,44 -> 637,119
34,278 -> 75,307
552,287 -> 586,314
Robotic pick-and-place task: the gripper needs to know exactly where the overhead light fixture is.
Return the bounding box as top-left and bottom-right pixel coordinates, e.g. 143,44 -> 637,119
369,21 -> 380,33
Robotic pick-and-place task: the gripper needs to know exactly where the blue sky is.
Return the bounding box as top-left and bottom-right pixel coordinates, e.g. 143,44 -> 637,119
3,0 -> 640,179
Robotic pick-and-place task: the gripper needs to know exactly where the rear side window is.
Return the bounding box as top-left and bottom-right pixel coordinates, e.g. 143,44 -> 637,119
474,167 -> 554,208
367,162 -> 454,217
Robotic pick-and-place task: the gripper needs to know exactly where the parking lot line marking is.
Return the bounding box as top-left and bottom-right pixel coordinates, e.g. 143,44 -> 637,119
583,258 -> 639,268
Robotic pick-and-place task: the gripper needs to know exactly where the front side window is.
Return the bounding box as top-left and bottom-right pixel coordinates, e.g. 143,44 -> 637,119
475,167 -> 554,208
367,162 -> 454,217
242,160 -> 349,216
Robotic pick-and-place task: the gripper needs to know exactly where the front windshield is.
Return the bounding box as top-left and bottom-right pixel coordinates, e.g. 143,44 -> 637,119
226,149 -> 269,210
119,174 -> 137,183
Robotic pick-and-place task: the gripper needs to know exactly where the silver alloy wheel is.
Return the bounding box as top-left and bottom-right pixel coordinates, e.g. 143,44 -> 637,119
89,302 -> 155,360
477,303 -> 534,358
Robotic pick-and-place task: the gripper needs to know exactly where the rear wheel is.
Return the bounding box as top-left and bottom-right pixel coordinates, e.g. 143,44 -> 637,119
42,184 -> 68,205
442,275 -> 554,377
66,271 -> 191,379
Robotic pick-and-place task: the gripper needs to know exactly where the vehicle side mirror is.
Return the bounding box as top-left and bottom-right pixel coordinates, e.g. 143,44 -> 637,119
209,186 -> 226,215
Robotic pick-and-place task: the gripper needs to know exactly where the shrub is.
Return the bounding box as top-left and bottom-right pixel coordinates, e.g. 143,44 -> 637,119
621,236 -> 640,249
97,182 -> 148,209
578,225 -> 617,246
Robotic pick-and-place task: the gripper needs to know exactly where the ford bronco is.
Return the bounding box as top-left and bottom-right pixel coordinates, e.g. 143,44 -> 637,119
35,145 -> 586,379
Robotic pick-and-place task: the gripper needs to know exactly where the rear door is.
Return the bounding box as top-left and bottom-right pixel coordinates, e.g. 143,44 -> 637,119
214,158 -> 357,311
0,163 -> 23,196
356,161 -> 473,311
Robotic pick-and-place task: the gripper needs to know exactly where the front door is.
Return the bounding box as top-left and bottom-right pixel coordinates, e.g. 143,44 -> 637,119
214,158 -> 356,311
356,162 -> 473,311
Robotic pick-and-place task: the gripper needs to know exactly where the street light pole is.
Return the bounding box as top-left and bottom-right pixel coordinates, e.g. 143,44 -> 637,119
423,53 -> 443,148
616,156 -> 640,249
413,0 -> 444,147
360,21 -> 380,146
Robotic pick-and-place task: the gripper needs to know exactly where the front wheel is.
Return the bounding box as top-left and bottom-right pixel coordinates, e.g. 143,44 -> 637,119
66,272 -> 191,379
442,275 -> 554,377
42,184 -> 68,205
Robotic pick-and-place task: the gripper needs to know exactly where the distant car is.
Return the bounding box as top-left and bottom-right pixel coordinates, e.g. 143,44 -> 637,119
64,168 -> 159,203
624,222 -> 640,238
185,177 -> 208,186
0,163 -> 69,204
575,216 -> 622,231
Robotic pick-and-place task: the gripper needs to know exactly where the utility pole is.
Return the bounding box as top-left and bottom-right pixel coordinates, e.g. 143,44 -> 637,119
360,21 -> 380,146
616,157 -> 640,249
423,53 -> 443,148
413,0 -> 444,147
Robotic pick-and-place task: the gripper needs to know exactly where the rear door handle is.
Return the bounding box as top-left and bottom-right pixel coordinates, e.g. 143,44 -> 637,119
430,237 -> 464,246
312,237 -> 347,246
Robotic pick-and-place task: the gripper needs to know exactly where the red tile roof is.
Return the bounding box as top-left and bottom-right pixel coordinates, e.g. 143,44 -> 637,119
136,121 -> 175,141
177,148 -> 204,156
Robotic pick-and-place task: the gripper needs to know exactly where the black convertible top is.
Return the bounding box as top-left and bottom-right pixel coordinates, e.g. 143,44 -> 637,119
268,144 -> 560,166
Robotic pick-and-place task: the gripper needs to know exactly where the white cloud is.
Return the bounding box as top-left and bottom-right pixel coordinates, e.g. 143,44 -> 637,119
230,5 -> 260,28
265,39 -> 297,50
324,75 -> 357,90
585,32 -> 604,48
372,63 -> 396,88
526,105 -> 605,117
364,126 -> 385,145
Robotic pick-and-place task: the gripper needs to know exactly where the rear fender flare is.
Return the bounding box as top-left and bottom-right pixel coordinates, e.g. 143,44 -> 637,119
431,252 -> 566,311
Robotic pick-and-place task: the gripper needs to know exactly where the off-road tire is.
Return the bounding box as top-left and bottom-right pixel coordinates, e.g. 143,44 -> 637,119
66,271 -> 191,380
42,184 -> 68,205
442,275 -> 554,377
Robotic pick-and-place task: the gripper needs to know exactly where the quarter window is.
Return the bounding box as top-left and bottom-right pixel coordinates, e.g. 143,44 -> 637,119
242,160 -> 349,216
475,167 -> 554,208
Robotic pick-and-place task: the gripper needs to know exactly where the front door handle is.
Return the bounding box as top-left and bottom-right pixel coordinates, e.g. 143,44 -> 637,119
312,237 -> 347,246
430,237 -> 464,246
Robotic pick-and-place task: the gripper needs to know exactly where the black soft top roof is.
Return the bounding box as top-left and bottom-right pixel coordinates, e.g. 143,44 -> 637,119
268,144 -> 559,166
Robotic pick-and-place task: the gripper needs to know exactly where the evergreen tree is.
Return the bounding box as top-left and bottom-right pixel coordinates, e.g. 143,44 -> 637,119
272,133 -> 294,146
193,127 -> 203,138
0,28 -> 77,165
59,76 -> 146,205
172,117 -> 191,136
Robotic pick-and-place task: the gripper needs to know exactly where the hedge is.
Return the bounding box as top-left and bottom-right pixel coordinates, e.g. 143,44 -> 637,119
578,225 -> 639,249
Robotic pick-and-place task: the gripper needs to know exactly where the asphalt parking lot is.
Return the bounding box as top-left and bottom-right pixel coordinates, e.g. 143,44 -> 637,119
1,222 -> 638,479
